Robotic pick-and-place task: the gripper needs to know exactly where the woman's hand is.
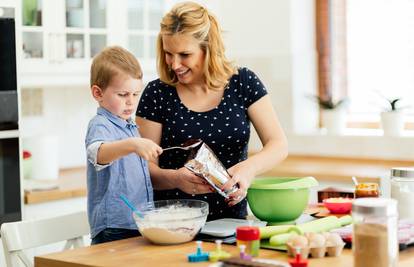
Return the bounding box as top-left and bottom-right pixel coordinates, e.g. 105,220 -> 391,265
174,167 -> 214,195
222,161 -> 256,206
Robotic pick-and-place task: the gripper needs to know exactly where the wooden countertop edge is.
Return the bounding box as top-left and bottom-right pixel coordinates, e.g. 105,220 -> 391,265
25,188 -> 87,204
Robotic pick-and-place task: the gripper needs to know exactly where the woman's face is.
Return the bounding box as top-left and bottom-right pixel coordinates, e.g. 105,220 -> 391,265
162,34 -> 205,86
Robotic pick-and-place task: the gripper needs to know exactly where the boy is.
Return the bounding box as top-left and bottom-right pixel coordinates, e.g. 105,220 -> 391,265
86,46 -> 162,244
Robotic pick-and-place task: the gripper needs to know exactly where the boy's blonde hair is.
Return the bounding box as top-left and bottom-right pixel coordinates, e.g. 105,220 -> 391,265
90,46 -> 142,90
157,1 -> 237,91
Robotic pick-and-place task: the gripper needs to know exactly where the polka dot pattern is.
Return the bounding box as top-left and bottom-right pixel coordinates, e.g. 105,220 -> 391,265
137,67 -> 267,221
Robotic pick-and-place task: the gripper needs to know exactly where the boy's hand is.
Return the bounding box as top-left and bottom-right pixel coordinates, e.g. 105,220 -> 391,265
133,138 -> 163,161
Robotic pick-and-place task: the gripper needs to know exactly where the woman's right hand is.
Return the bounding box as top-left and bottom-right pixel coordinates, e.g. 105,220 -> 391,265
174,167 -> 214,195
133,137 -> 163,161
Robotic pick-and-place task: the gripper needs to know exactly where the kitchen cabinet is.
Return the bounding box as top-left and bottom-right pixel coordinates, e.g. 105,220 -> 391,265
17,0 -> 165,87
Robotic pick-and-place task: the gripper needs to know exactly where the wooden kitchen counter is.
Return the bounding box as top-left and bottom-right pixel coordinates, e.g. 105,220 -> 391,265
260,154 -> 414,184
35,237 -> 414,267
24,167 -> 87,204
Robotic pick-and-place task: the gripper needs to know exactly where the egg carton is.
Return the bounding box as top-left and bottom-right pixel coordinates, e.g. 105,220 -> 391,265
286,232 -> 345,259
286,242 -> 345,259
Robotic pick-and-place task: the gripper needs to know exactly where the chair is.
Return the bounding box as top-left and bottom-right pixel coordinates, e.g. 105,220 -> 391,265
1,211 -> 90,267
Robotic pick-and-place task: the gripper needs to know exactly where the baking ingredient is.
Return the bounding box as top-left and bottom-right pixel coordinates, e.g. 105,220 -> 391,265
308,233 -> 325,248
325,233 -> 343,246
324,197 -> 352,203
355,183 -> 379,198
391,183 -> 414,219
141,227 -> 194,244
288,235 -> 308,248
137,206 -> 204,244
184,141 -> 238,198
354,223 -> 390,267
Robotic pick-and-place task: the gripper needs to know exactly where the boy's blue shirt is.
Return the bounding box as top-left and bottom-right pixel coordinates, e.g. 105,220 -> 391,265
85,107 -> 153,238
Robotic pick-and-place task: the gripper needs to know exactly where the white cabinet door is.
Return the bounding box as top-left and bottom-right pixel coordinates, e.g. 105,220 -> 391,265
19,0 -> 107,87
18,0 -> 165,87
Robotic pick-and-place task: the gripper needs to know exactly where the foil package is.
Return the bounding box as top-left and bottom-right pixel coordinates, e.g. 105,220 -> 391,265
184,140 -> 238,199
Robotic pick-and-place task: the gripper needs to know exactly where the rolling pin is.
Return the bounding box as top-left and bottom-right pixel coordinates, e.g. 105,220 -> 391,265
268,215 -> 352,246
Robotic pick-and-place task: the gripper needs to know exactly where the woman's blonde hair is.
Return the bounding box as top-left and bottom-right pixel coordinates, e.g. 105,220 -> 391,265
90,46 -> 142,90
157,1 -> 237,90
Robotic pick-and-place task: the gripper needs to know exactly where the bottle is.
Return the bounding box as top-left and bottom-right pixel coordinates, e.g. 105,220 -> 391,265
236,226 -> 260,257
352,198 -> 398,267
390,167 -> 414,220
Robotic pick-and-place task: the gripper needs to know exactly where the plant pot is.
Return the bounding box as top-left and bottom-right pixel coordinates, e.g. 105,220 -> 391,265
321,109 -> 346,135
381,111 -> 404,136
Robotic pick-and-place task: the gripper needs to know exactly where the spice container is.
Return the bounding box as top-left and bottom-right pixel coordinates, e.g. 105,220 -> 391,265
390,167 -> 414,220
355,183 -> 379,198
352,198 -> 398,267
236,226 -> 260,257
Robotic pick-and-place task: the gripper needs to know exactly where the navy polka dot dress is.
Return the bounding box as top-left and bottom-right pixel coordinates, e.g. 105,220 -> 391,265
136,67 -> 267,221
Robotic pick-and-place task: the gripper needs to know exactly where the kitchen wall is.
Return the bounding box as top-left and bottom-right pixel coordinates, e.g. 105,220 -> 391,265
20,86 -> 96,168
19,0 -> 414,169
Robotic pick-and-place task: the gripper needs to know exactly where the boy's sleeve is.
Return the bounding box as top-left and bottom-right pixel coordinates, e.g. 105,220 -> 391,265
85,120 -> 114,171
87,141 -> 112,171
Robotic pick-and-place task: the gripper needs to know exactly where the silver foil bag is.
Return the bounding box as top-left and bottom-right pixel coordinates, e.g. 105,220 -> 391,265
184,140 -> 238,198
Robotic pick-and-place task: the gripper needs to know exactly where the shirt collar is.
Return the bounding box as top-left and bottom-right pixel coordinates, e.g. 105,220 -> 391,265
97,107 -> 138,129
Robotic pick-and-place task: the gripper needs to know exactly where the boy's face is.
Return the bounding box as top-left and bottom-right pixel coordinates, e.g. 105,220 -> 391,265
92,73 -> 143,120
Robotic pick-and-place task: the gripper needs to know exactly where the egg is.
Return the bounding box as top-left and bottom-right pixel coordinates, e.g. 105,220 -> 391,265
326,233 -> 344,246
288,235 -> 308,248
308,233 -> 326,248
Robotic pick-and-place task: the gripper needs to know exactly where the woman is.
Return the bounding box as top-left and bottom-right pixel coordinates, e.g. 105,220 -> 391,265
136,1 -> 288,220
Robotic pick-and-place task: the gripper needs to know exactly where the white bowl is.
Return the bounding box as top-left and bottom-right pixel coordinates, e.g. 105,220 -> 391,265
134,199 -> 209,245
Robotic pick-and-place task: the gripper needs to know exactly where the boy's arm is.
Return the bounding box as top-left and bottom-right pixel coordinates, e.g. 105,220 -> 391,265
96,139 -> 137,164
97,137 -> 162,164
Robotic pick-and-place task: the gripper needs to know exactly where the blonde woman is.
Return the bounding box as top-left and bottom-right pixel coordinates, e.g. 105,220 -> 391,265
136,2 -> 287,220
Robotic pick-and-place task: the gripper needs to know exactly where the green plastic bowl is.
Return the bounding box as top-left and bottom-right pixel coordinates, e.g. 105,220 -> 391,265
247,177 -> 318,224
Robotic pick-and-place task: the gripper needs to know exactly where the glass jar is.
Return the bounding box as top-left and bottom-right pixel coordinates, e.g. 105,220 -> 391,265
352,198 -> 398,267
355,182 -> 379,198
390,167 -> 414,220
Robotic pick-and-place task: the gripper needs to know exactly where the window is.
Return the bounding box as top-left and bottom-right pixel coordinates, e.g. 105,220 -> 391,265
317,0 -> 414,130
127,0 -> 164,60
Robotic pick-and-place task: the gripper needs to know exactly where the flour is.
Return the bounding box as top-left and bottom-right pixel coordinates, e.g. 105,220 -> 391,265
137,206 -> 206,244
140,227 -> 194,244
391,183 -> 414,220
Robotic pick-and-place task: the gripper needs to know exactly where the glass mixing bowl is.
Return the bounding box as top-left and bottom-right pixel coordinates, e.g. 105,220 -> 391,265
134,199 -> 209,245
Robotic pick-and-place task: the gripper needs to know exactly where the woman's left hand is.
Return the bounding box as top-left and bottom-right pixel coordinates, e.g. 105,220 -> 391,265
222,161 -> 256,207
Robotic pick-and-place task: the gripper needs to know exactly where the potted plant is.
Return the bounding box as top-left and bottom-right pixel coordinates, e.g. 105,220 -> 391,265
380,98 -> 405,136
311,96 -> 348,135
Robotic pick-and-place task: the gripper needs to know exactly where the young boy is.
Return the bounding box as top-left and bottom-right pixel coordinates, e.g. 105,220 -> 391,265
86,46 -> 162,244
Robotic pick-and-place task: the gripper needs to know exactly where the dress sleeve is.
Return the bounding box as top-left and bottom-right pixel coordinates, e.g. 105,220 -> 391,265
136,81 -> 165,123
239,67 -> 268,108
